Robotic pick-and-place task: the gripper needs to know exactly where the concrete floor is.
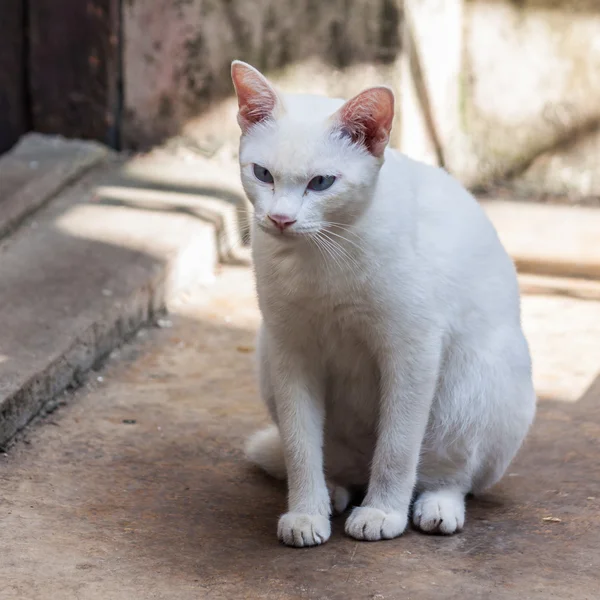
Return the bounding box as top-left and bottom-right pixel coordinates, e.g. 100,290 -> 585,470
1,266 -> 599,599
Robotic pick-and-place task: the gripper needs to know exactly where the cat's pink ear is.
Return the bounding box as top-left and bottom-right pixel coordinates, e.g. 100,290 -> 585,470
231,61 -> 281,133
334,87 -> 395,157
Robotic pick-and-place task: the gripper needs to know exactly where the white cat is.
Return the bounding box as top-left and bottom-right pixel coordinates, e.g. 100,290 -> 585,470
231,61 -> 536,547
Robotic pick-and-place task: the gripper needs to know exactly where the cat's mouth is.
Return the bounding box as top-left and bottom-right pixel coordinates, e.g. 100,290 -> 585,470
257,221 -> 316,239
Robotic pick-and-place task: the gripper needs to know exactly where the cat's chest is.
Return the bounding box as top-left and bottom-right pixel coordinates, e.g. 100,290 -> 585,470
266,272 -> 374,337
256,246 -> 382,346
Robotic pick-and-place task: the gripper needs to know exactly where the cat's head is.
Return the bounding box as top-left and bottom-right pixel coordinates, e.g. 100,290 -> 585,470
231,61 -> 394,239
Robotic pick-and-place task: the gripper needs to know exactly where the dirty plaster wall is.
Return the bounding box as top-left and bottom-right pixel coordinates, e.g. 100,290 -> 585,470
123,0 -> 403,150
405,0 -> 600,197
464,0 -> 600,196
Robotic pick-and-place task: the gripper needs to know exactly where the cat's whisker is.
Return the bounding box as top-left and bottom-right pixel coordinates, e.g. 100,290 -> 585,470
316,231 -> 360,274
323,232 -> 358,265
313,231 -> 345,272
215,222 -> 255,260
315,232 -> 351,273
318,230 -> 361,270
316,234 -> 362,294
324,221 -> 362,239
322,225 -> 365,254
307,234 -> 332,272
325,220 -> 359,234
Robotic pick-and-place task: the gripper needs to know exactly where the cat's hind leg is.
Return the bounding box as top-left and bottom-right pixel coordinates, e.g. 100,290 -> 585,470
412,328 -> 535,535
411,452 -> 470,534
412,488 -> 465,534
410,444 -> 510,534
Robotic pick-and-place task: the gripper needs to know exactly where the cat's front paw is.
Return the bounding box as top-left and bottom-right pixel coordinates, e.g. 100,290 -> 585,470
345,506 -> 407,541
277,512 -> 331,547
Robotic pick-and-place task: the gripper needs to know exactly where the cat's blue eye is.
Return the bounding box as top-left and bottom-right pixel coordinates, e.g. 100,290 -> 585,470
307,175 -> 336,192
253,164 -> 274,184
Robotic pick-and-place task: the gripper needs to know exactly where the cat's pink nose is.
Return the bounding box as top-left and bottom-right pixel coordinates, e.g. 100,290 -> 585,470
268,214 -> 296,231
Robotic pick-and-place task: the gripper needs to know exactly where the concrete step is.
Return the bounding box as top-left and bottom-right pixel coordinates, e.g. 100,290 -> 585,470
481,199 -> 600,280
519,273 -> 600,301
0,133 -> 108,239
0,137 -> 248,447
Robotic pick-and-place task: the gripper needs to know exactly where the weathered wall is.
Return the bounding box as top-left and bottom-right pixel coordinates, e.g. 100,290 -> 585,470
403,0 -> 600,197
465,0 -> 600,189
123,0 -> 403,149
516,129 -> 600,199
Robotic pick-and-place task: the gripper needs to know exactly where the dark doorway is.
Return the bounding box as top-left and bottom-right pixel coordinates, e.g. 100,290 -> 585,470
0,0 -> 122,155
0,0 -> 29,153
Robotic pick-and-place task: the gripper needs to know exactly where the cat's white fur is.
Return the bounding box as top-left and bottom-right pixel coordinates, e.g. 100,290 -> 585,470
232,61 -> 536,547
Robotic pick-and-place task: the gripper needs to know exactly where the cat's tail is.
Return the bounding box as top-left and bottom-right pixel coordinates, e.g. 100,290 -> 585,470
245,425 -> 286,480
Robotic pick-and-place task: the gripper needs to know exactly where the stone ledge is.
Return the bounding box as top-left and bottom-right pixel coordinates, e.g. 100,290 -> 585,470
0,139 -> 247,447
482,199 -> 600,281
0,133 -> 109,239
519,273 -> 600,302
